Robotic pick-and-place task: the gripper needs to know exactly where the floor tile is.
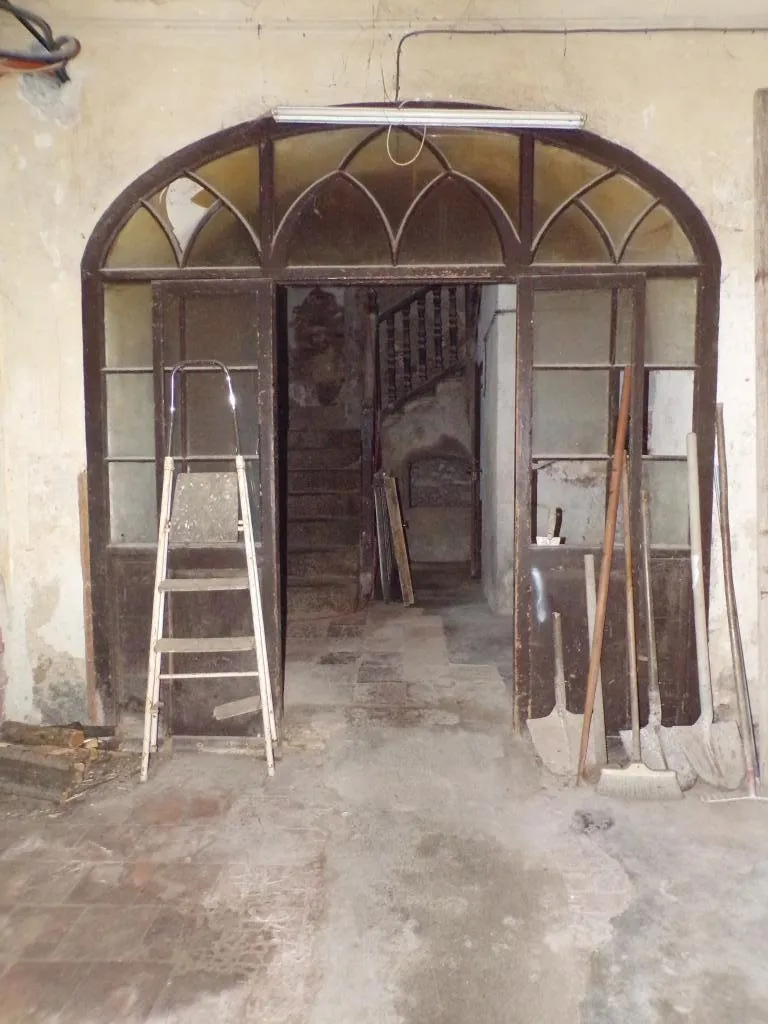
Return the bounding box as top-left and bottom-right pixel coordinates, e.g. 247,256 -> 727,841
1,961 -> 88,1023
0,904 -> 84,961
50,904 -> 158,961
60,961 -> 171,1023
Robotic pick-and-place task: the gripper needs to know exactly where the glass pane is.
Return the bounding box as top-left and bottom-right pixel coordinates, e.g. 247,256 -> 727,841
535,205 -> 612,263
109,462 -> 156,543
167,370 -> 260,458
106,373 -> 154,457
647,370 -> 694,456
533,371 -> 609,455
106,206 -> 177,268
645,278 -> 698,363
615,288 -> 634,364
430,130 -> 520,229
534,142 -> 608,235
533,289 -> 612,364
274,128 -> 371,224
286,175 -> 391,265
149,177 -> 211,253
644,459 -> 689,545
174,293 -> 259,366
104,284 -> 152,368
183,371 -> 259,456
534,460 -> 607,545
194,146 -> 259,230
580,175 -> 655,256
185,208 -> 260,266
623,205 -> 695,264
398,177 -> 503,264
344,129 -> 442,230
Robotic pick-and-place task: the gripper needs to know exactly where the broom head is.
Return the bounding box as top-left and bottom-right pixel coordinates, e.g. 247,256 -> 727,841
597,762 -> 683,801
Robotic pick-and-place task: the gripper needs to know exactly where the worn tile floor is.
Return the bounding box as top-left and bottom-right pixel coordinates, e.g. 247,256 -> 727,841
1,583 -> 768,1022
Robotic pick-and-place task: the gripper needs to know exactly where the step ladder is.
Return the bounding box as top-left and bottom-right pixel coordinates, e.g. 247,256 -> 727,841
141,359 -> 278,782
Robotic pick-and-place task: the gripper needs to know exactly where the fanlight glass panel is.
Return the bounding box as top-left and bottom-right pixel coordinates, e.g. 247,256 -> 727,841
623,205 -> 695,264
580,174 -> 656,256
535,205 -> 612,264
185,208 -> 260,266
343,129 -> 443,230
194,147 -> 260,230
106,206 -> 177,268
286,175 -> 391,265
398,178 -> 503,264
274,128 -> 371,223
534,142 -> 607,236
426,130 -> 521,229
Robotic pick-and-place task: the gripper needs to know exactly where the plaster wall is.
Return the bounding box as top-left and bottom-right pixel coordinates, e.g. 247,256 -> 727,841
380,378 -> 471,563
478,286 -> 517,614
0,2 -> 764,722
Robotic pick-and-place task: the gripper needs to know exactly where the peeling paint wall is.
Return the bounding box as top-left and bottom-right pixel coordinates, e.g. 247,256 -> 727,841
0,1 -> 766,722
478,286 -> 517,614
380,379 -> 472,563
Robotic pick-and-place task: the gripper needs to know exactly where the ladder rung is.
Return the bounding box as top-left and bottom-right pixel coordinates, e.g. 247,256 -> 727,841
159,576 -> 249,593
158,670 -> 260,680
155,637 -> 256,654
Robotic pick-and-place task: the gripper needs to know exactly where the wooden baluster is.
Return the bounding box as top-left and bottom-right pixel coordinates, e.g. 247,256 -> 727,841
448,286 -> 459,364
416,295 -> 428,382
433,288 -> 444,372
386,317 -> 397,409
401,307 -> 412,398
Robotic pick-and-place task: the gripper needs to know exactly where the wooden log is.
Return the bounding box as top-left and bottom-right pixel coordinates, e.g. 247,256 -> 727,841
0,721 -> 85,749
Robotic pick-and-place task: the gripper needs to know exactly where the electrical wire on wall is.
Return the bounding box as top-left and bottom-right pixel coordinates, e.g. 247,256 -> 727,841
392,24 -> 768,103
0,1 -> 81,84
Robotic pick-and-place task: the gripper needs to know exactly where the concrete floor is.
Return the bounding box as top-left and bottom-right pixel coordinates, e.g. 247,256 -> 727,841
1,584 -> 767,1023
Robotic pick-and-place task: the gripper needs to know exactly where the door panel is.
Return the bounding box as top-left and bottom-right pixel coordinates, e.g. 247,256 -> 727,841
514,274 -> 697,735
107,279 -> 281,735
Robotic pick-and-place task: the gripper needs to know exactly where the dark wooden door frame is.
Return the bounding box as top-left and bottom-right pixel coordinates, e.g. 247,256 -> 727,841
81,110 -> 720,727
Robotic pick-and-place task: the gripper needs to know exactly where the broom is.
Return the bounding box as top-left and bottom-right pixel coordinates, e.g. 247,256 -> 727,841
597,452 -> 683,800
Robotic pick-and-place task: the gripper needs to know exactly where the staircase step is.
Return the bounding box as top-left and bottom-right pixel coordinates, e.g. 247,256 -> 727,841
289,448 -> 360,471
288,548 -> 358,578
288,469 -> 359,494
287,580 -> 359,619
288,492 -> 361,520
289,518 -> 359,549
289,429 -> 360,450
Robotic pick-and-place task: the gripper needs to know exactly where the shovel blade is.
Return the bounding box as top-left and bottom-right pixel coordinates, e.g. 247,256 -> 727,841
528,709 -> 583,777
675,720 -> 745,790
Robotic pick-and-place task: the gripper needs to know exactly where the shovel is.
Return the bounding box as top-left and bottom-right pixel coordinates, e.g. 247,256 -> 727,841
528,611 -> 586,775
670,433 -> 744,789
620,490 -> 694,790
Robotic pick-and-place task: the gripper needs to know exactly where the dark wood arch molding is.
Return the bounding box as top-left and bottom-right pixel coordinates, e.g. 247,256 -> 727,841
81,103 -> 721,727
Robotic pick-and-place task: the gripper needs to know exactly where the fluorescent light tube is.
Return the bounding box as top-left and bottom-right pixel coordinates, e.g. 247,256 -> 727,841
271,106 -> 586,130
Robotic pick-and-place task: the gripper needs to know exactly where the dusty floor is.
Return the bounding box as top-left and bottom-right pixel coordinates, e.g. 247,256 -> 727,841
1,582 -> 767,1023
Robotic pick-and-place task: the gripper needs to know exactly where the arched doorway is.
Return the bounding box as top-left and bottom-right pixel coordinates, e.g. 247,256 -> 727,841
81,106 -> 719,738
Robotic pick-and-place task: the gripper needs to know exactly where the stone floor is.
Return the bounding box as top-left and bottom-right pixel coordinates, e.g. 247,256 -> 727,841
1,582 -> 768,1022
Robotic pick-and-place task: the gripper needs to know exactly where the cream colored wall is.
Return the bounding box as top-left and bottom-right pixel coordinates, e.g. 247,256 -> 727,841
0,2 -> 765,723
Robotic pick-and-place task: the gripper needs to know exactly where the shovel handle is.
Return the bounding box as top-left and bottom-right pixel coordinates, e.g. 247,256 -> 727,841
640,489 -> 663,727
552,612 -> 567,713
578,368 -> 633,778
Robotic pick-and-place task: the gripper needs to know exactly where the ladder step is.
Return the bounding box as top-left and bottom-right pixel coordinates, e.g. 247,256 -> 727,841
155,637 -> 256,654
159,576 -> 249,593
158,671 -> 260,680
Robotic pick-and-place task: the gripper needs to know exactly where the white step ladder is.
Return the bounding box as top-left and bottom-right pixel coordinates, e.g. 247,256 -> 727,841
140,359 -> 278,782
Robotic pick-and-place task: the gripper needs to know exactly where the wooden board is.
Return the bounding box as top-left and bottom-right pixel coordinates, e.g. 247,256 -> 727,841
374,471 -> 394,602
383,472 -> 415,607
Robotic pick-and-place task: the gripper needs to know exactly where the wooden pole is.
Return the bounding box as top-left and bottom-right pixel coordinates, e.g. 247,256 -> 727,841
577,368 -> 632,780
754,90 -> 768,783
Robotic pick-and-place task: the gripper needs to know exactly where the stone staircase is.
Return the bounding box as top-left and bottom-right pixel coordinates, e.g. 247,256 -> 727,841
287,427 -> 361,618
